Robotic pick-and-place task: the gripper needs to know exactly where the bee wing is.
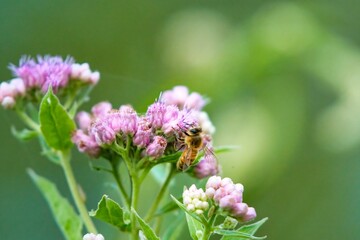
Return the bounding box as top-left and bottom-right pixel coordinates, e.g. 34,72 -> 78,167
202,143 -> 218,160
183,146 -> 193,167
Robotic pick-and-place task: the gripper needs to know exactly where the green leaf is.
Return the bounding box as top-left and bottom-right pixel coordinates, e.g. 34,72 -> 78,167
11,126 -> 38,141
237,218 -> 268,235
132,207 -> 160,240
162,212 -> 185,240
156,152 -> 182,164
154,196 -> 183,217
186,212 -> 203,240
216,229 -> 266,239
89,195 -> 130,231
214,145 -> 239,154
39,87 -> 75,151
170,195 -> 205,240
27,169 -> 82,240
220,218 -> 268,240
39,136 -> 61,165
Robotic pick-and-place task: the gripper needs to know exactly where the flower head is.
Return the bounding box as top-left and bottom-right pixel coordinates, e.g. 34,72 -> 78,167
205,176 -> 256,221
83,233 -> 105,240
183,184 -> 209,215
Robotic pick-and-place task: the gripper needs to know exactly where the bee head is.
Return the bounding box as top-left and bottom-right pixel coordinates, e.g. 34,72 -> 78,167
188,127 -> 202,135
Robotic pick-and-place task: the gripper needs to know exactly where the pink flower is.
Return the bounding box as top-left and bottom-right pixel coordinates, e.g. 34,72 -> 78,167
146,136 -> 167,159
91,101 -> 112,118
133,117 -> 152,148
76,111 -> 92,132
72,130 -> 101,158
90,120 -> 117,145
184,92 -> 206,111
146,102 -> 166,129
205,176 -> 256,222
193,149 -> 221,179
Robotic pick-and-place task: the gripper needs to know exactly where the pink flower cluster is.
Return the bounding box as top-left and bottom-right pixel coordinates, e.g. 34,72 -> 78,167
205,176 -> 256,222
0,78 -> 25,109
0,55 -> 99,109
72,86 -> 220,176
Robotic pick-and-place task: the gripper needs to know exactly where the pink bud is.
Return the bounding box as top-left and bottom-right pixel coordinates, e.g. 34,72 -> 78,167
10,78 -> 26,96
206,176 -> 222,189
76,111 -> 92,132
219,195 -> 238,210
145,136 -> 167,159
232,203 -> 248,217
91,101 -> 112,118
90,120 -> 116,145
72,130 -> 101,158
184,92 -> 206,111
242,207 -> 257,222
90,71 -> 100,84
1,96 -> 15,109
146,102 -> 167,129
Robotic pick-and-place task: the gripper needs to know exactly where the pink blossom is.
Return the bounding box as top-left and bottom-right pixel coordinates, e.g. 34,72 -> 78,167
146,136 -> 167,159
146,102 -> 166,129
91,101 -> 112,118
76,111 -> 92,132
72,130 -> 101,158
193,149 -> 221,179
133,117 -> 152,148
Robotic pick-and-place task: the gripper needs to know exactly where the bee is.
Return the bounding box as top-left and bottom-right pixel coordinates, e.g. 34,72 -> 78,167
176,126 -> 204,171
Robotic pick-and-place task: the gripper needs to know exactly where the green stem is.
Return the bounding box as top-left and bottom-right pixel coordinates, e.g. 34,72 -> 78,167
202,212 -> 217,240
16,108 -> 41,133
117,136 -> 140,240
144,165 -> 175,222
111,160 -> 130,209
139,166 -> 151,184
130,176 -> 140,240
60,151 -> 97,233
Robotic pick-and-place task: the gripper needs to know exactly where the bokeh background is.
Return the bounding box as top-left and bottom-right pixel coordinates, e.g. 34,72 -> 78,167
1,1 -> 360,239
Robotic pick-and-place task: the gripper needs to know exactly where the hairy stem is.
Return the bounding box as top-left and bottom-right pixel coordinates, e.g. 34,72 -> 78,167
60,151 -> 97,233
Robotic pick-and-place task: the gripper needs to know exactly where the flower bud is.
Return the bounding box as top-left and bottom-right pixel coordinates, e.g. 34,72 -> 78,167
76,111 -> 92,132
91,101 -> 112,118
1,96 -> 15,109
242,207 -> 257,222
83,233 -> 105,240
146,102 -> 166,129
72,130 -> 101,158
145,136 -> 167,159
184,92 -> 206,111
182,184 -> 209,215
90,120 -> 116,145
194,150 -> 221,179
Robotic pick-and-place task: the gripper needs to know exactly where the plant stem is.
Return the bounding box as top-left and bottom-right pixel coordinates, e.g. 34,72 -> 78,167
16,108 -> 41,133
130,176 -> 140,240
144,165 -> 174,222
60,151 -> 97,233
111,160 -> 130,209
202,212 -> 217,240
118,136 -> 140,240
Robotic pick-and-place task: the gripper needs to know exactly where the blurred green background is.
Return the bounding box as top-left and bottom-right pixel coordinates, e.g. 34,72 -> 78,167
1,1 -> 360,239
